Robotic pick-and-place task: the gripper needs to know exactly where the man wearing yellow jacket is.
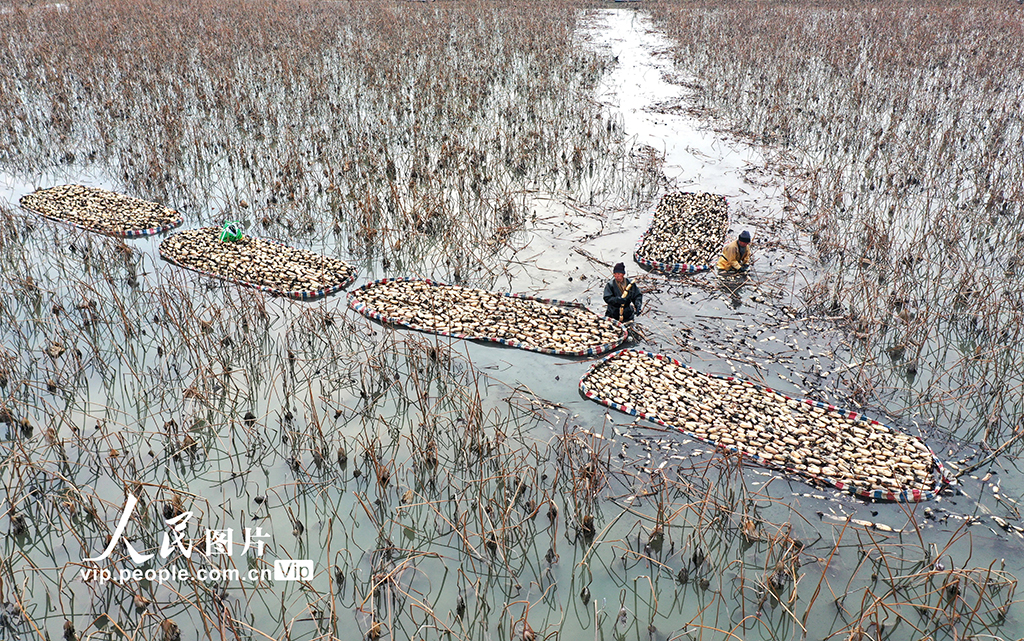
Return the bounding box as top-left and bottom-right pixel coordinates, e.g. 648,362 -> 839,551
718,230 -> 752,272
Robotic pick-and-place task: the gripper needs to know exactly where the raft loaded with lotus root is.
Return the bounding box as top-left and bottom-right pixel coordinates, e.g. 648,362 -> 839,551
634,192 -> 728,274
159,228 -> 357,300
580,349 -> 951,502
19,184 -> 184,237
348,278 -> 628,356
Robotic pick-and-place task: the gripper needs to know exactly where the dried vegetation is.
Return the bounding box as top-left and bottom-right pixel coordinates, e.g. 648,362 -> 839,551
647,0 -> 1024,447
1,0 -> 655,280
0,0 -> 1021,639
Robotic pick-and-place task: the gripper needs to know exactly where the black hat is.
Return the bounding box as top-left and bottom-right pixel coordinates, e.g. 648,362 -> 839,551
613,262 -> 626,274
739,230 -> 751,243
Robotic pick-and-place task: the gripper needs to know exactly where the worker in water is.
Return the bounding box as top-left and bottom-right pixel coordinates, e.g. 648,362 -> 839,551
718,230 -> 753,272
603,262 -> 643,322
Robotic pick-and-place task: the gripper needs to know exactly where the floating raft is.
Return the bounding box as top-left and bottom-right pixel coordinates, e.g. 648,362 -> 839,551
348,278 -> 627,356
19,184 -> 183,238
160,228 -> 357,300
634,192 -> 728,274
580,349 -> 950,502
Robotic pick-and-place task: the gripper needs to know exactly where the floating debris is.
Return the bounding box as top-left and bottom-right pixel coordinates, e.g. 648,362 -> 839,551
19,184 -> 183,237
160,227 -> 357,300
634,192 -> 728,274
348,278 -> 626,356
818,511 -> 902,534
579,349 -> 950,501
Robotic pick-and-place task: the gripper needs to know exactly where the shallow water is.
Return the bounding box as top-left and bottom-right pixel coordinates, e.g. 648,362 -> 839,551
0,6 -> 1021,641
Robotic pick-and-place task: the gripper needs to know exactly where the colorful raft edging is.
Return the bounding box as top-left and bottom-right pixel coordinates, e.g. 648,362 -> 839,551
579,349 -> 952,502
633,191 -> 729,274
19,184 -> 184,238
159,227 -> 357,301
347,278 -> 628,357
633,250 -> 711,275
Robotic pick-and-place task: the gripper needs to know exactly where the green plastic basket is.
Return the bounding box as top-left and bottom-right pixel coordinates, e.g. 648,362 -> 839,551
219,220 -> 243,242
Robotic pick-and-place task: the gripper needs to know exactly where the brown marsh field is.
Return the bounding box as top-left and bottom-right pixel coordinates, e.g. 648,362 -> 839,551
0,0 -> 1022,640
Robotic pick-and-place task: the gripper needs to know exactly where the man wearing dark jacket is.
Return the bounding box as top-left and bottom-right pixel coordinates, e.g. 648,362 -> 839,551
603,262 -> 643,322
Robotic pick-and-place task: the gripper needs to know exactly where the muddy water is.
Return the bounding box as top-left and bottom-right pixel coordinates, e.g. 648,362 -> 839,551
569,7 -> 1022,637
1,6 -> 1020,641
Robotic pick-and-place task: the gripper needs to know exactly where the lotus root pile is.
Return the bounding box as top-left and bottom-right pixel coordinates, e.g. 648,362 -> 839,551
19,185 -> 182,236
160,228 -> 356,296
349,280 -> 626,355
635,192 -> 728,268
581,350 -> 940,497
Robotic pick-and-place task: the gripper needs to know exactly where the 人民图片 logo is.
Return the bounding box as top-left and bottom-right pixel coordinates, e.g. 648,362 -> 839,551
79,494 -> 311,585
